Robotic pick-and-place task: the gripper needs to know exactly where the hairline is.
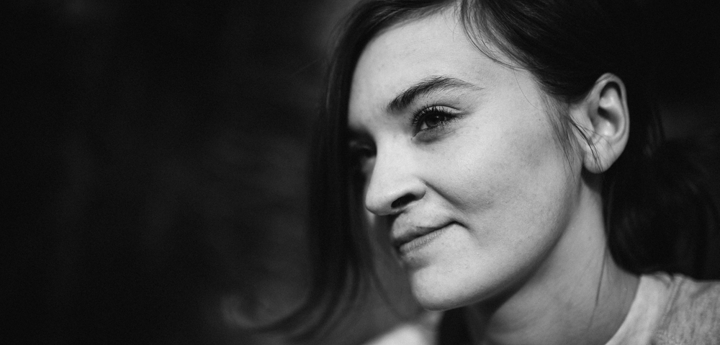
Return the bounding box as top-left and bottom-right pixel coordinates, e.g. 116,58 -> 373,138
349,0 -> 583,163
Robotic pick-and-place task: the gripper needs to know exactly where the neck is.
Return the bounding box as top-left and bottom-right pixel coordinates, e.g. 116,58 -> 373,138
464,184 -> 639,345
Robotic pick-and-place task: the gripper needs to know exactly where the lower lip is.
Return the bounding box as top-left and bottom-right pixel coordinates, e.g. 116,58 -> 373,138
397,226 -> 450,256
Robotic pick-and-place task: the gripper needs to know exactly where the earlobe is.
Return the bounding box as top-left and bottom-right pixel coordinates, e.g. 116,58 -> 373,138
572,73 -> 630,173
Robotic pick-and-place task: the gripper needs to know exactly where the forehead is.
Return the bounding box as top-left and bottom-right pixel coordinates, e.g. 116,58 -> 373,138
348,9 -> 510,126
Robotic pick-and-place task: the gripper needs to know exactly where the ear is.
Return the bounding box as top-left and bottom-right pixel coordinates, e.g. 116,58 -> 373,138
570,73 -> 630,173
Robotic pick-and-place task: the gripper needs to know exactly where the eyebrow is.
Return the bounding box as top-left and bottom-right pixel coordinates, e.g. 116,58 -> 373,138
386,76 -> 479,113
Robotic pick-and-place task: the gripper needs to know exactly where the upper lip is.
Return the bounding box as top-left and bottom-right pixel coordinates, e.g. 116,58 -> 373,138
391,222 -> 450,249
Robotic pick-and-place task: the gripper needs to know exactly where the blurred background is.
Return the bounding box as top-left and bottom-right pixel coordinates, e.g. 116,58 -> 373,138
3,0 -> 719,344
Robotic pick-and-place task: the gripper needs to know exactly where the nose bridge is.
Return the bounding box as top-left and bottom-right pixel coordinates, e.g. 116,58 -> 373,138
364,140 -> 425,216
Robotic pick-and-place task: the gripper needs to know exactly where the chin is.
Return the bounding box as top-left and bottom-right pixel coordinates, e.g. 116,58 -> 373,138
409,276 -> 483,311
412,287 -> 476,311
407,263 -> 517,312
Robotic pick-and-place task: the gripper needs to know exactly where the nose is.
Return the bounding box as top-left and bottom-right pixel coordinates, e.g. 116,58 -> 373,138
364,146 -> 425,216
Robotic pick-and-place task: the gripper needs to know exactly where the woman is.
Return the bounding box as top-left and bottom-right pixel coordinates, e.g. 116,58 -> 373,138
277,0 -> 720,343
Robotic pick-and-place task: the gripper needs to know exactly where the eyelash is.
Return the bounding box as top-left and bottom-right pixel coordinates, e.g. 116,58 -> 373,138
347,105 -> 457,176
411,105 -> 458,134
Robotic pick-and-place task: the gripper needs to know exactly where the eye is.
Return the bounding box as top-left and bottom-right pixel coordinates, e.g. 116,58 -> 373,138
412,105 -> 457,133
348,140 -> 375,176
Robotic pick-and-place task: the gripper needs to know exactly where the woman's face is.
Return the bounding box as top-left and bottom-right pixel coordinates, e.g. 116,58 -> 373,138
348,10 -> 586,310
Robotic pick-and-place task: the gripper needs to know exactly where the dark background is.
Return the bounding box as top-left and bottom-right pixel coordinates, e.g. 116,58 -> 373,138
3,0 -> 719,344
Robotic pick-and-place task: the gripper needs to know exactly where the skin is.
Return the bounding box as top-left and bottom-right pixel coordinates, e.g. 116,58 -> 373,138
348,8 -> 638,345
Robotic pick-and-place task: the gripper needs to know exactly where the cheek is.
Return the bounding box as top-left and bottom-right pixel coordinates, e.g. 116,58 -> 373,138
435,115 -> 564,216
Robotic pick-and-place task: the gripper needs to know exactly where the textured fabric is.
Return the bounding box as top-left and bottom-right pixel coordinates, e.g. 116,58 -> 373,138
606,273 -> 720,345
605,274 -> 671,345
651,275 -> 720,345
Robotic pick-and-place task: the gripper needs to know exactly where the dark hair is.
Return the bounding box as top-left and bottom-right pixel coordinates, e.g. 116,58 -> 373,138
273,0 -> 720,340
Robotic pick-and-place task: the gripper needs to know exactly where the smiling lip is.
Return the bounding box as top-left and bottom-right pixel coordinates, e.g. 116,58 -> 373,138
392,223 -> 452,254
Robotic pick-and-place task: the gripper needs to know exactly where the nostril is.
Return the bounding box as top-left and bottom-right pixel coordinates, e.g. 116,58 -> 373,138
391,193 -> 417,210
